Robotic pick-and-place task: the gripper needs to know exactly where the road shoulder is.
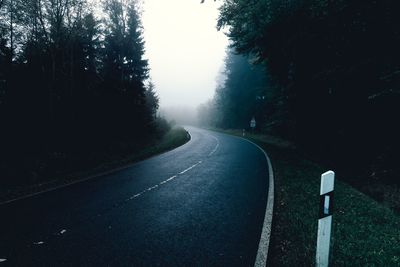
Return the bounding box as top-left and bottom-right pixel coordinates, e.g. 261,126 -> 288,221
208,130 -> 275,267
0,127 -> 190,205
215,129 -> 400,266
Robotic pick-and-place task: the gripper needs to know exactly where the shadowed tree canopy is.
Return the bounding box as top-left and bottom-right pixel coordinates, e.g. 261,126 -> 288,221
201,0 -> 400,183
0,0 -> 163,185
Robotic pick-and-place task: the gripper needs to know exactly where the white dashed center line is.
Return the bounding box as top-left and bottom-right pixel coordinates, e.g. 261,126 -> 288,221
121,133 -> 220,202
125,160 -> 204,202
0,133 -> 223,264
166,175 -> 177,182
179,162 -> 200,174
208,135 -> 220,156
208,143 -> 219,156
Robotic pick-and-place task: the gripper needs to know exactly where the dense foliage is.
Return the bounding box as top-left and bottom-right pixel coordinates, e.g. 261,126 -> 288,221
204,0 -> 400,183
0,0 -> 163,185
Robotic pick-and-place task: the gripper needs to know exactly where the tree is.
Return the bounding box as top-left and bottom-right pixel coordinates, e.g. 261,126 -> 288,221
0,0 -> 163,185
144,80 -> 159,120
216,0 -> 400,183
200,50 -> 269,130
101,0 -> 149,138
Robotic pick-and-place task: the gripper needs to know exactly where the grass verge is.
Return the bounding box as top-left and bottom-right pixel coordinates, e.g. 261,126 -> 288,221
214,129 -> 400,266
0,126 -> 190,203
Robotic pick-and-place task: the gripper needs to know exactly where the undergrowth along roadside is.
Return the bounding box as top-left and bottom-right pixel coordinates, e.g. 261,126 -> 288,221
0,127 -> 190,203
213,129 -> 400,266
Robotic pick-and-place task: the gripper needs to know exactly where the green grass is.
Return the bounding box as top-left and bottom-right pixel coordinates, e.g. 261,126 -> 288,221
0,127 -> 189,203
213,129 -> 400,266
114,127 -> 189,164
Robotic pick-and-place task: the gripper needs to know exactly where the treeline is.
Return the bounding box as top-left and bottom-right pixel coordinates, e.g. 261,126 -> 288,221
201,0 -> 400,184
0,0 -> 166,185
198,51 -> 270,129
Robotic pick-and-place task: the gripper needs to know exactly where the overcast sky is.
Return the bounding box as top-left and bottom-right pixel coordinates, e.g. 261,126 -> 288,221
141,0 -> 228,108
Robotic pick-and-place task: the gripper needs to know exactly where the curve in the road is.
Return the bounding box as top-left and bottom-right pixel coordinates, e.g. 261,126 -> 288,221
0,127 -> 274,266
239,138 -> 274,267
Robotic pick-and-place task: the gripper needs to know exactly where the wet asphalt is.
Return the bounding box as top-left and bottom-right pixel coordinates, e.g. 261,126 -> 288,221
0,127 -> 269,266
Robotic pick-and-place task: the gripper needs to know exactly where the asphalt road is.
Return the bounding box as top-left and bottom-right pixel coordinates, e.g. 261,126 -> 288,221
0,127 -> 270,266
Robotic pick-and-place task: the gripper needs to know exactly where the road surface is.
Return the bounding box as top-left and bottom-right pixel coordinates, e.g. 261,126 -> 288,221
0,127 -> 270,266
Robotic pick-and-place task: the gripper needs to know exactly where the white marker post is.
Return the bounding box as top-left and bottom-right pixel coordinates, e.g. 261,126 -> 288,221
316,171 -> 335,267
250,117 -> 256,134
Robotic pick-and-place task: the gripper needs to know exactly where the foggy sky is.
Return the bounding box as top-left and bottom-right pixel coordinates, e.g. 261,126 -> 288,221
142,0 -> 228,108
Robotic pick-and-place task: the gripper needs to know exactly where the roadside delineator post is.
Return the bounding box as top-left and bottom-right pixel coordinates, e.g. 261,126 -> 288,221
250,117 -> 256,134
316,170 -> 335,267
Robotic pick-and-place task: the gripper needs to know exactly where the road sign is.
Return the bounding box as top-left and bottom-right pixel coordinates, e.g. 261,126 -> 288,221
316,171 -> 335,267
250,117 -> 256,128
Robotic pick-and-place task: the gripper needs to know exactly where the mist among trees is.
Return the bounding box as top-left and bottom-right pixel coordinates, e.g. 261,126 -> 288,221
198,51 -> 269,129
199,0 -> 400,185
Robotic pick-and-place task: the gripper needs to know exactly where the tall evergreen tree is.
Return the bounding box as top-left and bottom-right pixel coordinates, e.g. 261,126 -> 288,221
0,0 -> 163,185
216,0 -> 400,182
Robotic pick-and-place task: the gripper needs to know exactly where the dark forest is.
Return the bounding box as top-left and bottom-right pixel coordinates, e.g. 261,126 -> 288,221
200,0 -> 400,191
0,0 -> 169,190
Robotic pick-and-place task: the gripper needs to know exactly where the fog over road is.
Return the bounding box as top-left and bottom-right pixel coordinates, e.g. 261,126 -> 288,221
0,127 -> 270,266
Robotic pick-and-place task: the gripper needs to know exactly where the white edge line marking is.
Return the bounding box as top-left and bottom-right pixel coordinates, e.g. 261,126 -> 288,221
0,130 -> 192,206
242,138 -> 274,267
215,132 -> 274,267
0,259 -> 7,263
2,130 -> 202,206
